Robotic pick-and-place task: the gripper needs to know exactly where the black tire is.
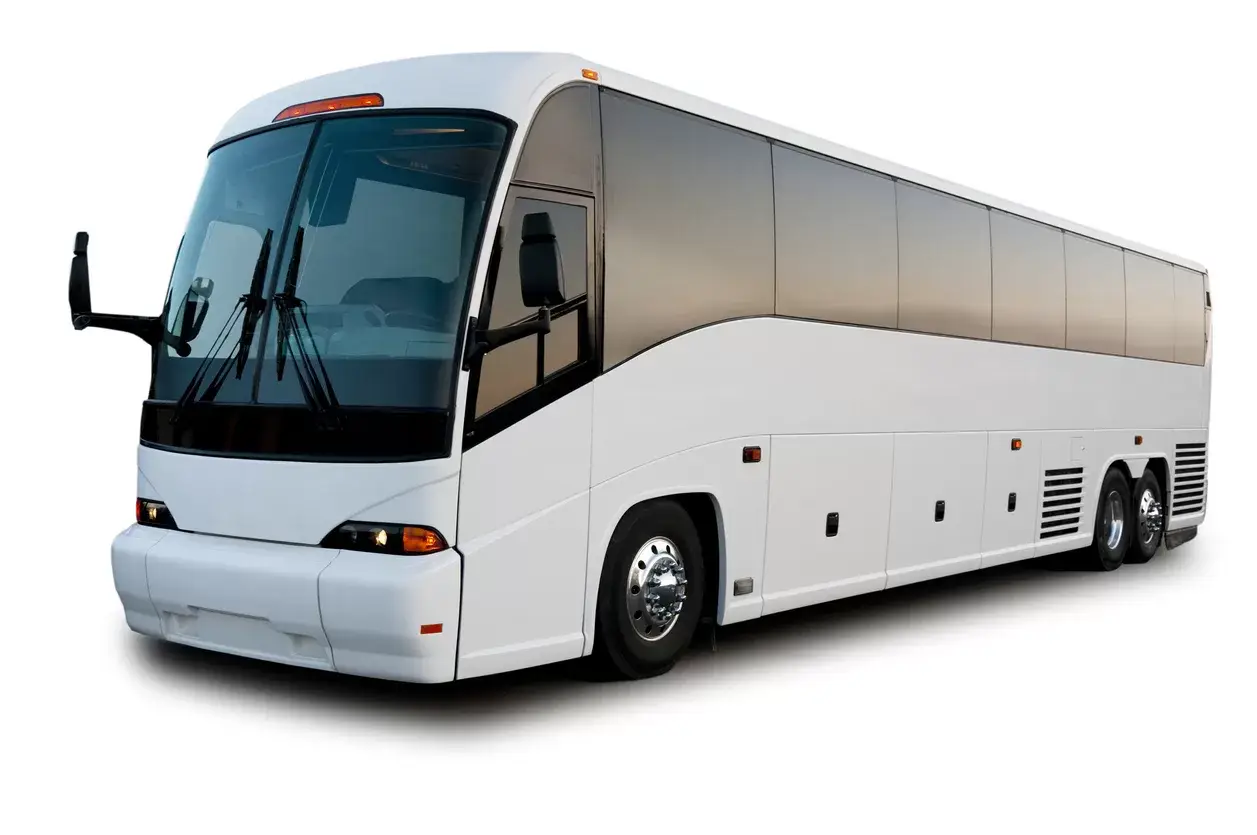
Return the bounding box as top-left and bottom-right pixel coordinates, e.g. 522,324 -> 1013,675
1126,469 -> 1165,564
1084,467 -> 1133,571
592,499 -> 706,680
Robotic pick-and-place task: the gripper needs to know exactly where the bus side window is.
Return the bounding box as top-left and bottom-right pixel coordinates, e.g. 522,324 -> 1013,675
475,194 -> 589,417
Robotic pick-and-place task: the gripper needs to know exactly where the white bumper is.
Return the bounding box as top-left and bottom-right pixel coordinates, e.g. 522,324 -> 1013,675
111,525 -> 461,683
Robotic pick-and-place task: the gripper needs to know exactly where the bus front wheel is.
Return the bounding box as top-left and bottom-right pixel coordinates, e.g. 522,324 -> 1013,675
592,499 -> 706,680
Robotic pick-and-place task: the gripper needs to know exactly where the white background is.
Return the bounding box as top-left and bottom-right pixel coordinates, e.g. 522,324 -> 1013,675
4,1 -> 1254,831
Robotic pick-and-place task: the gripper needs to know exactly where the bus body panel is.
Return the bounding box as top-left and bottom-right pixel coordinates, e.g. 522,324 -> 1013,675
580,318 -> 1208,636
760,434 -> 893,615
113,526 -> 462,682
145,530 -> 340,671
136,446 -> 461,546
583,434 -> 773,647
588,319 -> 1204,488
455,385 -> 594,679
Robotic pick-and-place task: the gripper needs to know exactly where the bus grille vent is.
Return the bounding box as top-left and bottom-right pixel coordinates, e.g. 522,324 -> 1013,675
1040,467 -> 1085,539
1172,443 -> 1208,517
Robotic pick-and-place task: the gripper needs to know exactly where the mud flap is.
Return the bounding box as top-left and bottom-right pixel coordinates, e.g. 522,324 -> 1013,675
1165,526 -> 1198,550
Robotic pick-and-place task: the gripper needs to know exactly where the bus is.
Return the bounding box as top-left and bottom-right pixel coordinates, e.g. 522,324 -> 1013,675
68,52 -> 1212,683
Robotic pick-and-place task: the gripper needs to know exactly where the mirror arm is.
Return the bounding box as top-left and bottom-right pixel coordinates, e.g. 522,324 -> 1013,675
72,312 -> 191,357
462,308 -> 551,370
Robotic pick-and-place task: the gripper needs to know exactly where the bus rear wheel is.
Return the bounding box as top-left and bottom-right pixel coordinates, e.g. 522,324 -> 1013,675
1084,467 -> 1133,571
592,499 -> 706,680
1126,470 -> 1165,563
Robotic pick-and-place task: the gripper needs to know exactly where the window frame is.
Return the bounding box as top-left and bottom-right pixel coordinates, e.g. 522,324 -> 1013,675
464,186 -> 597,448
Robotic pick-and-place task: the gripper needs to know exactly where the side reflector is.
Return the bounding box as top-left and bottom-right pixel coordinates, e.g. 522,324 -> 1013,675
1011,438 -> 1022,451
274,93 -> 384,122
742,446 -> 762,463
581,68 -> 600,81
420,623 -> 443,635
1134,435 -> 1144,446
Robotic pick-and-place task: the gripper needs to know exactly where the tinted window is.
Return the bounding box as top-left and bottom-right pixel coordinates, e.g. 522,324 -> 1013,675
1172,266 -> 1206,364
253,114 -> 508,409
773,145 -> 898,327
488,198 -> 588,328
513,85 -> 596,193
990,210 -> 1066,348
1123,251 -> 1175,361
475,193 -> 589,416
1064,233 -> 1126,356
601,91 -> 774,367
896,183 -> 992,340
153,123 -> 314,403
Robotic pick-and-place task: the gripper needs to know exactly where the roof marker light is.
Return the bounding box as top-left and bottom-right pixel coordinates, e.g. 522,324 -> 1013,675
273,93 -> 384,122
581,69 -> 600,81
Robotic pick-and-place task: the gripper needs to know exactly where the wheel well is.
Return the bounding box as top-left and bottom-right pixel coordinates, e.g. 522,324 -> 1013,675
667,493 -> 722,621
1143,456 -> 1170,504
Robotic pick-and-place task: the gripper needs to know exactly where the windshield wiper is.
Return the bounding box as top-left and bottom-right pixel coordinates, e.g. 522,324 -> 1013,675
274,227 -> 342,428
169,228 -> 273,426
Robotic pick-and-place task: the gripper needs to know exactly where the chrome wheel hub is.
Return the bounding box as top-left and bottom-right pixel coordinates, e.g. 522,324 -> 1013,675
1104,490 -> 1126,551
1137,488 -> 1164,546
625,536 -> 687,641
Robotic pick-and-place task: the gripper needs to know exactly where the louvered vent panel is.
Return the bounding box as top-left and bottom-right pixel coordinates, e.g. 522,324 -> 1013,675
1040,467 -> 1085,539
1172,443 -> 1207,517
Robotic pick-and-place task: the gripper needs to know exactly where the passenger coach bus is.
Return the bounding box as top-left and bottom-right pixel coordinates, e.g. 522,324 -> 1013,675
68,52 -> 1212,683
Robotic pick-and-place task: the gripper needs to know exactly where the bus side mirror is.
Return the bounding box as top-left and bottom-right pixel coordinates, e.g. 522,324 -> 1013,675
519,212 -> 566,308
65,230 -> 169,349
69,231 -> 93,326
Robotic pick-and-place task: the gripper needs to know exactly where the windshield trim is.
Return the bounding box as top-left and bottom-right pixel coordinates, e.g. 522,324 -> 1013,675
147,108 -> 518,463
209,107 -> 517,155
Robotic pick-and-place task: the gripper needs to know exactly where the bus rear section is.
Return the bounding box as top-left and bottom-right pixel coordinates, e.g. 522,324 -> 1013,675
70,52 -> 1211,685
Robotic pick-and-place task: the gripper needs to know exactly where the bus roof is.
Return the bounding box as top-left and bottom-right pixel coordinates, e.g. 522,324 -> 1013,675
217,51 -> 1206,274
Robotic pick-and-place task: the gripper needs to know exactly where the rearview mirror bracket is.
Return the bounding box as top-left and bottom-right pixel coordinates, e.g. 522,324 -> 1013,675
68,231 -> 191,356
461,308 -> 552,371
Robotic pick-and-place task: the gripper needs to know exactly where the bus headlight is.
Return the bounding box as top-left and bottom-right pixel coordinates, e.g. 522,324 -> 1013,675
136,498 -> 178,530
320,522 -> 448,555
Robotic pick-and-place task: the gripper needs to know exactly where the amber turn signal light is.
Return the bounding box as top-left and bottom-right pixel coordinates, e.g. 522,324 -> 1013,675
1011,438 -> 1022,451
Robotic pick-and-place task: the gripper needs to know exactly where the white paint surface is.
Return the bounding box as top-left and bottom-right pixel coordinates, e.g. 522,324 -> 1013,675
12,3 -> 1251,830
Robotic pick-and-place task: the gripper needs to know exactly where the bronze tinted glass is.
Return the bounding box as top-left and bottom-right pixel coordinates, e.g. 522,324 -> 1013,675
772,145 -> 898,327
990,210 -> 1066,348
1172,266 -> 1206,364
1124,251 -> 1175,361
512,85 -> 596,193
601,91 -> 775,367
1064,233 -> 1126,356
895,183 -> 992,340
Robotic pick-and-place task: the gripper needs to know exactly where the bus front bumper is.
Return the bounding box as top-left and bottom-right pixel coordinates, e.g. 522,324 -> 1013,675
111,525 -> 461,683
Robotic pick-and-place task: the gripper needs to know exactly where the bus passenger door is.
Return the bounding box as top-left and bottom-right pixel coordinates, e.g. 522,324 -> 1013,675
455,187 -> 598,679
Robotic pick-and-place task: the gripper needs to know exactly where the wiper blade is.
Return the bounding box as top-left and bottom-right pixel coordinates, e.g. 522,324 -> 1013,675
169,228 -> 273,426
274,227 -> 342,429
199,228 -> 274,402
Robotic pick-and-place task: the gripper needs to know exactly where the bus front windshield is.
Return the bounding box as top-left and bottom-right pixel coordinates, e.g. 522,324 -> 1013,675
149,113 -> 509,457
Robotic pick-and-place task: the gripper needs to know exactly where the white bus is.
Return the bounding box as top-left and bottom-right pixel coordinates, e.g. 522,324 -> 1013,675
69,52 -> 1212,683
